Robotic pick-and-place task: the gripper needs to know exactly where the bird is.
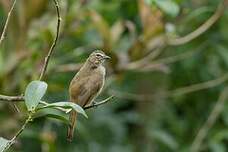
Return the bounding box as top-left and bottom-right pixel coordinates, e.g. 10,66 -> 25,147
67,50 -> 110,142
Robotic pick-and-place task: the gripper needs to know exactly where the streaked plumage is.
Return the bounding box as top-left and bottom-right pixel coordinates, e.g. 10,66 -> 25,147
67,50 -> 110,141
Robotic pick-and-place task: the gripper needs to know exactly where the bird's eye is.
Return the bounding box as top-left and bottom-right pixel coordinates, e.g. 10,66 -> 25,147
96,53 -> 102,57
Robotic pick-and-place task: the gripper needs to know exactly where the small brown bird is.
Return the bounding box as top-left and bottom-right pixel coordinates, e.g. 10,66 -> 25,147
67,50 -> 110,141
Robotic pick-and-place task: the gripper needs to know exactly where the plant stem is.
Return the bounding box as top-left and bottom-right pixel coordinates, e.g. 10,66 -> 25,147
4,114 -> 32,151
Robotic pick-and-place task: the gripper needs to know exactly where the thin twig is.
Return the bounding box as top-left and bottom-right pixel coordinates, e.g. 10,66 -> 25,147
39,0 -> 61,80
84,96 -> 114,110
190,87 -> 228,152
4,114 -> 32,151
123,43 -> 207,72
169,73 -> 228,96
0,0 -> 17,47
167,1 -> 225,45
123,48 -> 164,70
135,50 -> 197,72
108,89 -> 154,101
0,94 -> 24,102
53,63 -> 83,73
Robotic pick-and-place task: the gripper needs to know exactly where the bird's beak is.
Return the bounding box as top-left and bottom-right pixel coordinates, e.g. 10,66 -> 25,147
103,55 -> 111,59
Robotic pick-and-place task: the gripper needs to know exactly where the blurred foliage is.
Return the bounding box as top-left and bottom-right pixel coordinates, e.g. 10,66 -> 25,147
0,0 -> 228,152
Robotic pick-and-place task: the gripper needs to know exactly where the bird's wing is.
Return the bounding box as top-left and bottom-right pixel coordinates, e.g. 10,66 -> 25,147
79,79 -> 103,107
69,76 -> 103,107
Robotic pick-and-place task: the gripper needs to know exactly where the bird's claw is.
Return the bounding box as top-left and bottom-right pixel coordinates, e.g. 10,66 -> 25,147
91,101 -> 98,108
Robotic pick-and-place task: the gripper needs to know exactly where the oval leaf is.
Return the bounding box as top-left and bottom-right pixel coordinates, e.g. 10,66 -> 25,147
40,102 -> 88,118
24,81 -> 48,111
0,137 -> 10,152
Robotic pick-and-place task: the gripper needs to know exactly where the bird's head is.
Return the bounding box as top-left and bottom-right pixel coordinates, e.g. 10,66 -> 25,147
88,50 -> 110,67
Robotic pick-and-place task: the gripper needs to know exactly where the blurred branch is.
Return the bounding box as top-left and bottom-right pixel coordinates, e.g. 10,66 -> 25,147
133,50 -> 197,72
123,48 -> 164,70
190,87 -> 228,152
53,63 -> 82,73
123,38 -> 206,71
5,115 -> 32,151
169,73 -> 228,96
0,94 -> 24,102
39,0 -> 61,80
108,73 -> 228,102
108,89 -> 154,101
167,1 -> 225,45
0,0 -> 17,47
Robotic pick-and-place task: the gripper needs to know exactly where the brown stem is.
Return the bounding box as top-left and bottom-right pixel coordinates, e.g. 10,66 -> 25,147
39,0 -> 61,80
0,0 -> 17,47
190,87 -> 228,152
167,1 -> 225,45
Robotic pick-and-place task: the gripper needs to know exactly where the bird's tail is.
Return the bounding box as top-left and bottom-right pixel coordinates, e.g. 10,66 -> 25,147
67,111 -> 77,142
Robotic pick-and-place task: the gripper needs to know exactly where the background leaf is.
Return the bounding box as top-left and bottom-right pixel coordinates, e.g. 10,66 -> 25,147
24,81 -> 48,111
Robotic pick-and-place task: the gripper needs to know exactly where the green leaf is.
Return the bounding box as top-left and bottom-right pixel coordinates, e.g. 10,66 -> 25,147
24,80 -> 48,111
153,0 -> 180,17
0,137 -> 10,152
39,102 -> 88,118
34,113 -> 70,125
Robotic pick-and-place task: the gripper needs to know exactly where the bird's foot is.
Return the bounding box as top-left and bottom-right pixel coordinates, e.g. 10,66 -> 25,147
91,101 -> 98,108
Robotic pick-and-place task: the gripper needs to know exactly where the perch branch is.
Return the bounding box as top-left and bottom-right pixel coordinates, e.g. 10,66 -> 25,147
84,96 -> 114,110
39,0 -> 61,80
0,0 -> 17,47
167,1 -> 225,45
190,87 -> 228,152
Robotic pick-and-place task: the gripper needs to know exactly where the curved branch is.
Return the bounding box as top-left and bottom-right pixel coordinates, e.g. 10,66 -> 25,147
108,89 -> 154,101
167,1 -> 225,45
107,73 -> 228,102
84,96 -> 114,110
39,0 -> 61,80
5,115 -> 32,150
53,63 -> 82,73
0,0 -> 17,47
169,73 -> 228,96
190,87 -> 228,152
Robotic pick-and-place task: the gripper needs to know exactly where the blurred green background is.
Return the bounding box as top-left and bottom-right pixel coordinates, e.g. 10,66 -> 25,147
0,0 -> 228,151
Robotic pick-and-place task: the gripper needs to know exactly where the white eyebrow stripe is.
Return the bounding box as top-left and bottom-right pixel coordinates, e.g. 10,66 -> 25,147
96,53 -> 104,56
